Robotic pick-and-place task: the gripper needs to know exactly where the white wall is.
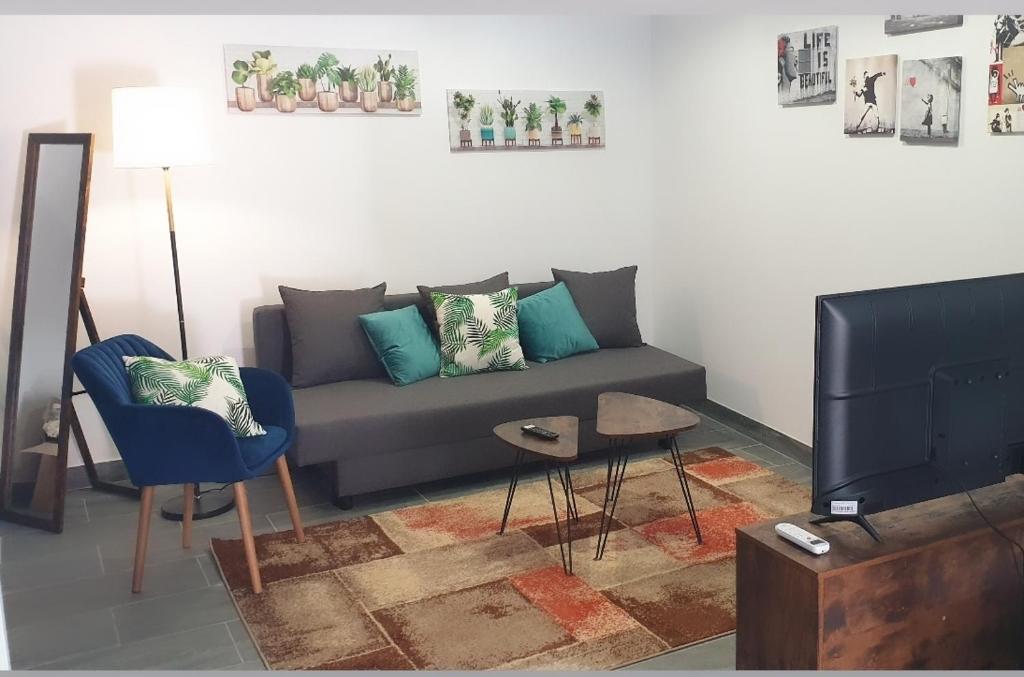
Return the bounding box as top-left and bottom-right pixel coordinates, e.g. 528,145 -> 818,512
652,15 -> 1023,445
0,15 -> 656,465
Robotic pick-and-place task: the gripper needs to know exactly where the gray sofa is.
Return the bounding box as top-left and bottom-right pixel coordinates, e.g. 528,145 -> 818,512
252,282 -> 707,507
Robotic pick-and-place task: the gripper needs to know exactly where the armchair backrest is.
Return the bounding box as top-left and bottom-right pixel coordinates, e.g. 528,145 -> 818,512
72,334 -> 173,409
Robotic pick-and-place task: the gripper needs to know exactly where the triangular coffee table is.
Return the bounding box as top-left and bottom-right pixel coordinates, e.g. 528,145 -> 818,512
594,392 -> 704,560
494,416 -> 580,575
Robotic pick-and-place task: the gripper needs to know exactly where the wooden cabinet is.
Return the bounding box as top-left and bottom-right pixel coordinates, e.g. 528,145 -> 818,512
736,476 -> 1024,669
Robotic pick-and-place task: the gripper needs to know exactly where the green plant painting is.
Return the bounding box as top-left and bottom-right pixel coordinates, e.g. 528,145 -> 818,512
224,45 -> 422,116
452,91 -> 476,130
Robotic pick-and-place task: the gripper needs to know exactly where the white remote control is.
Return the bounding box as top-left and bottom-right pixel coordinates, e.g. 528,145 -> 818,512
775,522 -> 830,555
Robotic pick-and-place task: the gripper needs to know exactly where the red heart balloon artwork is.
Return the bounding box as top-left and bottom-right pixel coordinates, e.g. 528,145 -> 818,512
908,76 -> 917,87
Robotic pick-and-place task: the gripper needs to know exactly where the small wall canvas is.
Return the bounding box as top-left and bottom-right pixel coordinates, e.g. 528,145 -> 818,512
900,57 -> 961,143
778,25 -> 837,105
844,55 -> 898,135
446,90 -> 605,152
223,45 -> 420,115
884,15 -> 963,35
988,43 -> 1024,134
993,15 -> 1024,61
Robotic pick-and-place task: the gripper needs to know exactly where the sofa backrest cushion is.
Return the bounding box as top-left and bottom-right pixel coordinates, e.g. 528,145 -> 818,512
254,281 -> 555,382
278,283 -> 388,387
416,272 -> 510,332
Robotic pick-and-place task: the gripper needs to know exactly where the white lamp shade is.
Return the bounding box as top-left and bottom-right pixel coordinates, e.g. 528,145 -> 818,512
111,86 -> 212,168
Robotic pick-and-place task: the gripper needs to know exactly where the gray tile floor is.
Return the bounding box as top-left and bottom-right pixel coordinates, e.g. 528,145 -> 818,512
0,406 -> 811,670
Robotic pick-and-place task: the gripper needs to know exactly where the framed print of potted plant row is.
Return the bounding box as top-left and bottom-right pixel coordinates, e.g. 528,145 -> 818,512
223,45 -> 421,116
445,89 -> 605,152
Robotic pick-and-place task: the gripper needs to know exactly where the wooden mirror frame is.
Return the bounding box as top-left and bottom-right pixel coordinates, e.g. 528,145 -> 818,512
0,133 -> 93,533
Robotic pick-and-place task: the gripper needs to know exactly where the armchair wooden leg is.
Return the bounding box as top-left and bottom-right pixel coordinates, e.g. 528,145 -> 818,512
233,482 -> 263,594
275,456 -> 305,543
132,486 -> 155,593
182,483 -> 194,549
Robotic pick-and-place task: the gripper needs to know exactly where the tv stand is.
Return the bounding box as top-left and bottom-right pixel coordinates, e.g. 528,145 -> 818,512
809,513 -> 881,542
736,478 -> 1024,669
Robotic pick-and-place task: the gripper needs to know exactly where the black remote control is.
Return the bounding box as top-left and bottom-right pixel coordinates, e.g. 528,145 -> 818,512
521,424 -> 559,440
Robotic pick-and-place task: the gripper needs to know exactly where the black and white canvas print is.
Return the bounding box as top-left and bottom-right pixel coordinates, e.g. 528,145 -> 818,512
884,15 -> 963,35
778,25 -> 837,105
845,55 -> 898,135
900,57 -> 961,143
993,15 -> 1024,61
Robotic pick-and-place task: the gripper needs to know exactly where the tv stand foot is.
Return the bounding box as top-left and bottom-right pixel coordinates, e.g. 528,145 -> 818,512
810,513 -> 882,542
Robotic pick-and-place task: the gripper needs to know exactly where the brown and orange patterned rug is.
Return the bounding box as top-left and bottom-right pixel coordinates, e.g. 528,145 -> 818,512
210,447 -> 810,670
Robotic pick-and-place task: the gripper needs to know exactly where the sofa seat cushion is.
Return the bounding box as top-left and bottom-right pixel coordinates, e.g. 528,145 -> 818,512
289,345 -> 706,466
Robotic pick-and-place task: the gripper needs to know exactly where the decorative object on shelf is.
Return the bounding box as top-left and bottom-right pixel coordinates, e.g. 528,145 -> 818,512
224,45 -> 421,116
900,57 -> 961,143
111,86 -> 232,523
447,89 -> 605,152
394,64 -> 417,112
478,104 -> 495,146
547,96 -> 566,145
452,91 -> 476,148
884,15 -> 963,35
844,54 -> 898,135
778,25 -> 837,105
584,94 -> 603,145
270,70 -> 300,113
522,102 -> 544,146
0,133 -> 93,533
988,18 -> 1024,134
374,53 -> 396,103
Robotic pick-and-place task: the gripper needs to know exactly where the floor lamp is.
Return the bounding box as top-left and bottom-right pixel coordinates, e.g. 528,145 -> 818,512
111,86 -> 232,521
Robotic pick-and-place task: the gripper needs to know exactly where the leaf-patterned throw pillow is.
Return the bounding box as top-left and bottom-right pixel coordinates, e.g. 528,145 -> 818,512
431,287 -> 528,378
122,355 -> 267,437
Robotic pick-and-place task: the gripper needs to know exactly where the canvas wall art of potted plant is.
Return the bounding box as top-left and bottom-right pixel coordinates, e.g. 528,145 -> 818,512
522,102 -> 544,146
479,105 -> 495,145
250,49 -> 277,102
498,92 -> 521,145
337,64 -> 358,103
567,112 -> 584,144
356,66 -> 380,112
374,54 -> 395,103
314,52 -> 341,112
547,96 -> 566,144
453,91 -> 476,147
270,70 -> 300,112
394,64 -> 417,112
584,94 -> 603,145
230,59 -> 256,111
296,63 -> 318,101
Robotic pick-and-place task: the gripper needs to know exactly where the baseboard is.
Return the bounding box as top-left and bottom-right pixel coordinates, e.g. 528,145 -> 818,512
66,459 -> 130,491
688,399 -> 811,466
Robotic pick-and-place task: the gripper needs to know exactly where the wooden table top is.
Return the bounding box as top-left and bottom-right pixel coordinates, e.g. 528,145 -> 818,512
595,392 -> 700,440
493,416 -> 579,460
737,474 -> 1024,575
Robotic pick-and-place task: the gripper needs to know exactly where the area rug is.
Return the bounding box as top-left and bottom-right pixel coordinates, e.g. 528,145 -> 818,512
210,446 -> 810,670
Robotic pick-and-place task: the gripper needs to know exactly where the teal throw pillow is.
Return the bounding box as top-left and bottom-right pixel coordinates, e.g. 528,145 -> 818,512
359,305 -> 441,386
517,282 -> 599,363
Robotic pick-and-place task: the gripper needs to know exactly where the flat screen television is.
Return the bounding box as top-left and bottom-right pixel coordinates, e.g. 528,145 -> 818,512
812,273 -> 1024,539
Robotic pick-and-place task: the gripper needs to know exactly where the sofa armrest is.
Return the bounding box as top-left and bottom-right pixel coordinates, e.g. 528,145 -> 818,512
240,366 -> 295,433
109,404 -> 248,486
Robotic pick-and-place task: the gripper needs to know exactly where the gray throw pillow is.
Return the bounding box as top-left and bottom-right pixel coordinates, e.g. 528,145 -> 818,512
551,266 -> 643,348
416,272 -> 510,330
279,283 -> 387,387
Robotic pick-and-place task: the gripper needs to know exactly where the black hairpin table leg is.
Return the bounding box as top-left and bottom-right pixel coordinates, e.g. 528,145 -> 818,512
498,449 -> 524,535
667,436 -> 703,544
595,439 -> 630,560
545,462 -> 574,575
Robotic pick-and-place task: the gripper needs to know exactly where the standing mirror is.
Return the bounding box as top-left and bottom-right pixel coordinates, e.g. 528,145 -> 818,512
1,133 -> 93,532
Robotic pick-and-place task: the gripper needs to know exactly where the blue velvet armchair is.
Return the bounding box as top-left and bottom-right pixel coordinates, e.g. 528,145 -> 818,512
71,334 -> 304,594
